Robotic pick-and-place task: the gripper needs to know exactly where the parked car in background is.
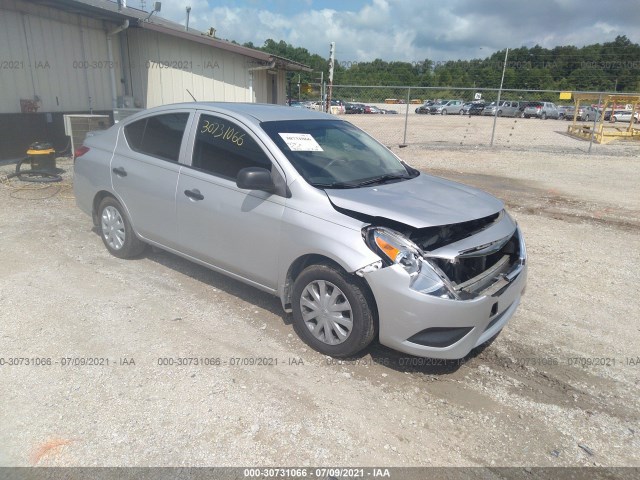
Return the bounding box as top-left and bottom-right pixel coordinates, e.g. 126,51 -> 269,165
468,103 -> 485,115
460,102 -> 475,115
482,101 -> 523,117
74,102 -> 527,359
415,101 -> 434,114
345,103 -> 365,114
430,100 -> 464,115
523,102 -> 561,119
380,108 -> 398,114
610,110 -> 640,123
364,105 -> 382,114
556,105 -> 570,119
564,105 -> 601,121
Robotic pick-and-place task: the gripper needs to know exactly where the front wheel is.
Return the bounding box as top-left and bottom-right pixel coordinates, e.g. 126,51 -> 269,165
541,112 -> 547,120
98,197 -> 147,258
292,264 -> 376,357
584,115 -> 590,122
441,109 -> 447,115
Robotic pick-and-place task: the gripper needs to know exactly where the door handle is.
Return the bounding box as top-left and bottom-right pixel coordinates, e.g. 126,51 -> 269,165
184,188 -> 204,201
112,167 -> 127,177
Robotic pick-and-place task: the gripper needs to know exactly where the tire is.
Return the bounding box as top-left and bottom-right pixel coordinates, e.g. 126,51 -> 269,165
97,196 -> 147,259
441,109 -> 447,115
611,116 -> 617,123
497,110 -> 502,117
541,112 -> 547,120
292,264 -> 376,357
584,115 -> 589,122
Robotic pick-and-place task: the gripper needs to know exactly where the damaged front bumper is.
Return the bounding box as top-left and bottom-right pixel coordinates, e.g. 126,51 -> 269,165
363,224 -> 527,359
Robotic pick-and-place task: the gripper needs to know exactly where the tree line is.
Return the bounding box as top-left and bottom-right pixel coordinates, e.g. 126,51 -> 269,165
241,36 -> 640,99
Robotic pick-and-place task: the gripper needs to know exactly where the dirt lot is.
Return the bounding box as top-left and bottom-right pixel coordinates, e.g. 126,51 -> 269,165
0,114 -> 639,469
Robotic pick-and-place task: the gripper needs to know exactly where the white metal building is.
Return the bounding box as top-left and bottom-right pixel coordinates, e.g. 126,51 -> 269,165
0,0 -> 310,159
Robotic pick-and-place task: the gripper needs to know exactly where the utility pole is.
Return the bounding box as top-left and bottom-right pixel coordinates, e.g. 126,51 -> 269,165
490,47 -> 509,147
326,42 -> 335,113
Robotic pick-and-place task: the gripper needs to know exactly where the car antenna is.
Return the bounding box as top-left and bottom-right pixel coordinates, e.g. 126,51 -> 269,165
186,89 -> 197,102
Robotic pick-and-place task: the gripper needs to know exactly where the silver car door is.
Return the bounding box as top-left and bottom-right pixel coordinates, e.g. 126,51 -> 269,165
111,110 -> 193,248
176,111 -> 286,291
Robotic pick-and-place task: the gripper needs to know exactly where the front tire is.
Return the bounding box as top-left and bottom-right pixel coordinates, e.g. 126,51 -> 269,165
541,112 -> 547,120
98,197 -> 147,259
292,264 -> 376,357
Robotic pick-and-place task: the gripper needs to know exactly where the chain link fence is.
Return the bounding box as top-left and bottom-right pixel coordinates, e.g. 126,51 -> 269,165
328,85 -> 640,155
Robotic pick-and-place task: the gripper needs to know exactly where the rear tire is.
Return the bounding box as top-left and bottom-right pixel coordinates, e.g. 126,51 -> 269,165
541,112 -> 547,120
292,264 -> 376,357
97,196 -> 147,259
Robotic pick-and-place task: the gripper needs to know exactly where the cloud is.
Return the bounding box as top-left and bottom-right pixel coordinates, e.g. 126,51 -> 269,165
157,0 -> 640,62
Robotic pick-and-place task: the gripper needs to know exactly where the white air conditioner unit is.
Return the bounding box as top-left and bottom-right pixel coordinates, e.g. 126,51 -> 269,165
63,114 -> 111,155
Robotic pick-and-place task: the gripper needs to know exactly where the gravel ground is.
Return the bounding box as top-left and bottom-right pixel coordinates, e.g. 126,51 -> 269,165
0,115 -> 639,469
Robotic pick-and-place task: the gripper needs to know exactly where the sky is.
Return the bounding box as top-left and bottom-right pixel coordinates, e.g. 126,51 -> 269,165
142,0 -> 640,62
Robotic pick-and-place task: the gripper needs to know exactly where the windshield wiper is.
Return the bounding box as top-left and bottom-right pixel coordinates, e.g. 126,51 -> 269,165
349,173 -> 412,187
310,182 -> 359,189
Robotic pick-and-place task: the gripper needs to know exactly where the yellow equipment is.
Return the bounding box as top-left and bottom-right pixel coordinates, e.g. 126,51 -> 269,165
25,142 -> 56,172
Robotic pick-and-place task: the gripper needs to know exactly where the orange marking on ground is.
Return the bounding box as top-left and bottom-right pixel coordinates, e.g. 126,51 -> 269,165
30,438 -> 73,465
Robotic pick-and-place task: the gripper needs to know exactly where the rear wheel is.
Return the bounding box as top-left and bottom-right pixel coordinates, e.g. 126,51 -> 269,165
584,114 -> 590,122
98,197 -> 147,259
541,112 -> 547,120
292,264 -> 376,357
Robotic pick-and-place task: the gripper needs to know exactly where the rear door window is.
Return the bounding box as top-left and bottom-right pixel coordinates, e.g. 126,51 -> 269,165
124,113 -> 190,162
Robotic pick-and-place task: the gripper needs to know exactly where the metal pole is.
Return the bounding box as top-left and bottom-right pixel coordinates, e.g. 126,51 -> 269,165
490,48 -> 509,146
401,87 -> 410,147
326,42 -> 335,113
588,93 -> 602,154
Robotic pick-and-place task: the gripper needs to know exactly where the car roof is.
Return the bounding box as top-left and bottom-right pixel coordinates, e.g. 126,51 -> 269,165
125,102 -> 338,126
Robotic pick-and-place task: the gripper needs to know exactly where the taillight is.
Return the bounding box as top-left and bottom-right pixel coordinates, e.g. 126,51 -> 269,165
74,145 -> 90,160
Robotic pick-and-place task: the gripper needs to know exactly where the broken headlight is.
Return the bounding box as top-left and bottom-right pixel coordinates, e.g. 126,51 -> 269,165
364,227 -> 455,299
364,227 -> 421,275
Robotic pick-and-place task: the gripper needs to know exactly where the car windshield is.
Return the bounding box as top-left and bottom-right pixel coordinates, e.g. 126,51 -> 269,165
260,119 -> 416,189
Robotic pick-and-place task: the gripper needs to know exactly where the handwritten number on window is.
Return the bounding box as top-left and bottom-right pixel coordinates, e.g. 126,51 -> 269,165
200,120 -> 245,146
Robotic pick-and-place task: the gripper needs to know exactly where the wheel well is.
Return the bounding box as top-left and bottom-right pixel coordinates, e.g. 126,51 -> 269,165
281,254 -> 378,321
92,190 -> 115,226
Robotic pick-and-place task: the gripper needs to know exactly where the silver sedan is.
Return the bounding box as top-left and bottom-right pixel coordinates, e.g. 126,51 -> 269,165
74,103 -> 527,359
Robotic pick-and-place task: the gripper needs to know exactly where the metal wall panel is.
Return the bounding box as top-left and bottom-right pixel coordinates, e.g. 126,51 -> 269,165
0,0 -> 121,113
125,29 -> 261,108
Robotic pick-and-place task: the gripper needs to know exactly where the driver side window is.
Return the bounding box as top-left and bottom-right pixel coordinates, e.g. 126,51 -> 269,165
191,114 -> 271,180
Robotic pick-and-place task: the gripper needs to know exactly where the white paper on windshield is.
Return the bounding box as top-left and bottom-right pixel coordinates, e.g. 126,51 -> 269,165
278,133 -> 323,152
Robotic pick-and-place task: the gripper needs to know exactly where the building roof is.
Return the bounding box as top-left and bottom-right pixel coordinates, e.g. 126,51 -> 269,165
27,0 -> 312,71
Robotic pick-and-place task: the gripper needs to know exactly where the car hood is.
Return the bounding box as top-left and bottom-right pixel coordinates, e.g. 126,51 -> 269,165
325,173 -> 504,228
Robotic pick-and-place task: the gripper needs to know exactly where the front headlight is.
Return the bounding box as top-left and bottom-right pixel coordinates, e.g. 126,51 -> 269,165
364,227 -> 421,275
363,226 -> 457,299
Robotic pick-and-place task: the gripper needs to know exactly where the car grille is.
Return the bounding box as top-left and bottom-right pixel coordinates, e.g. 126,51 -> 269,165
429,229 -> 521,298
410,214 -> 522,299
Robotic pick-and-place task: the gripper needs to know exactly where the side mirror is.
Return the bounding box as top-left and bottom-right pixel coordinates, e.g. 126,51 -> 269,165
236,167 -> 275,193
